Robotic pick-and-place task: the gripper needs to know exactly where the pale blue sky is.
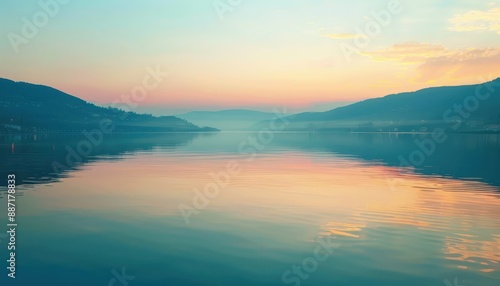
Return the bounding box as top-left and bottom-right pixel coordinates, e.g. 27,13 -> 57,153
1,0 -> 499,114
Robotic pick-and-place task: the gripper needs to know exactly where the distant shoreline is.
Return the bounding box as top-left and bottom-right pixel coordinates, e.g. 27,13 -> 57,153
1,130 -> 499,136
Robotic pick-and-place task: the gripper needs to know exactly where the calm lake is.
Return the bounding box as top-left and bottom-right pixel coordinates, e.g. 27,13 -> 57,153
0,132 -> 499,286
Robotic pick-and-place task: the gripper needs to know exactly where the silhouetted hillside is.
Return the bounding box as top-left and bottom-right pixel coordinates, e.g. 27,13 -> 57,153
0,78 -> 218,133
255,78 -> 500,132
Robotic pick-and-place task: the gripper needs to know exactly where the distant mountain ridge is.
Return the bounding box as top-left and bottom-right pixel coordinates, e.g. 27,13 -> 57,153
254,78 -> 500,132
0,78 -> 218,133
2,77 -> 499,134
177,109 -> 278,131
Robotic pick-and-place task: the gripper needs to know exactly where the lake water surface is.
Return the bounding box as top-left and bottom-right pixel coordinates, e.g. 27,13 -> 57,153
0,132 -> 499,286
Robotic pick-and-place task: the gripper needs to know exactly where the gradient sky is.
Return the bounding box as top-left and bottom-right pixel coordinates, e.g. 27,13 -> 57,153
1,0 -> 499,114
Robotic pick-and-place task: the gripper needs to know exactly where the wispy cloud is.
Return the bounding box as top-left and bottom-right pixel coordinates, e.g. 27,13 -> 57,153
361,42 -> 500,82
322,33 -> 367,39
361,42 -> 451,63
449,7 -> 500,34
416,48 -> 500,82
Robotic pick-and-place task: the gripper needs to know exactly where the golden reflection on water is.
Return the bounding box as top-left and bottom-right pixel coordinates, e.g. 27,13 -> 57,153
27,151 -> 500,276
